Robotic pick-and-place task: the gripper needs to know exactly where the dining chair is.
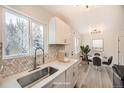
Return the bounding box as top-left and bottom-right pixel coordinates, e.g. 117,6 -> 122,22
93,56 -> 101,71
94,53 -> 100,56
86,55 -> 92,64
102,56 -> 113,65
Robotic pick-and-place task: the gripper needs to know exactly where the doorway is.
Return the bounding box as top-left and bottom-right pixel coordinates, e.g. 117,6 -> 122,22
118,36 -> 124,65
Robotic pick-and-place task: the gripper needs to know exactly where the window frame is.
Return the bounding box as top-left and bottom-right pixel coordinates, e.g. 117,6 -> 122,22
2,8 -> 48,59
30,20 -> 45,55
2,9 -> 30,59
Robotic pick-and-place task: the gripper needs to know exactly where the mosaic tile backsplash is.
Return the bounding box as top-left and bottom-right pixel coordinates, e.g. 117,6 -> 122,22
0,44 -> 65,77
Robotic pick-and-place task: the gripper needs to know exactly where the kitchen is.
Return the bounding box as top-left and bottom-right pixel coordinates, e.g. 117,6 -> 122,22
0,5 -> 124,88
0,5 -> 81,88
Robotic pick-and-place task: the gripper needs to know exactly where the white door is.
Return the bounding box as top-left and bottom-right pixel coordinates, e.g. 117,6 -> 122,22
118,36 -> 124,65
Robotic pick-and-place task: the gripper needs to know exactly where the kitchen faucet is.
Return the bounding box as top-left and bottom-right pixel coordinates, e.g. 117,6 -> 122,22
29,47 -> 45,71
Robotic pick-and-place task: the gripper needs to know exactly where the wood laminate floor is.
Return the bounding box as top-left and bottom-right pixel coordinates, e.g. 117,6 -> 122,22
76,63 -> 113,88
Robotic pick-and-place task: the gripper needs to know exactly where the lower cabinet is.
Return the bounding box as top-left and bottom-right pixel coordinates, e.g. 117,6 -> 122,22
52,72 -> 66,88
65,66 -> 73,88
42,80 -> 55,88
42,72 -> 66,88
72,62 -> 79,87
66,62 -> 79,88
42,62 -> 79,88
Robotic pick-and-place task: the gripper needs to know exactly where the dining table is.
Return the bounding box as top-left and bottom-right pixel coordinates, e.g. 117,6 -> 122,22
88,55 -> 108,64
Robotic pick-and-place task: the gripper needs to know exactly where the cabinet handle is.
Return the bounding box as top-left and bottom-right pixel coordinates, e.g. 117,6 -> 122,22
73,72 -> 75,77
51,84 -> 55,88
64,39 -> 67,43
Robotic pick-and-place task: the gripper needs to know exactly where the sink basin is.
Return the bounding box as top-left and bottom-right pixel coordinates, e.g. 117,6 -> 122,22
17,66 -> 58,88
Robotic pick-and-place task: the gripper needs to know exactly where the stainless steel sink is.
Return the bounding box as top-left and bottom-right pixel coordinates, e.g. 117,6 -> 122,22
17,66 -> 58,88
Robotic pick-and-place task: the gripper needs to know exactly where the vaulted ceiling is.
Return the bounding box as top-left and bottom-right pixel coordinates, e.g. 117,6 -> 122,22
41,5 -> 124,34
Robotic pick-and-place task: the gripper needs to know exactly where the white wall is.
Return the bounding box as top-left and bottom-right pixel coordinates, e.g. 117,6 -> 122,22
0,6 -> 3,42
81,6 -> 124,66
8,5 -> 52,24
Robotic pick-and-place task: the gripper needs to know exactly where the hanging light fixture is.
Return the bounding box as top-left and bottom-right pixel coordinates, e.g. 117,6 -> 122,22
88,24 -> 105,35
73,5 -> 96,11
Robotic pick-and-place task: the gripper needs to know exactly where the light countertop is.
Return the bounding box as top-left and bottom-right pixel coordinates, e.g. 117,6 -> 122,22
0,58 -> 78,88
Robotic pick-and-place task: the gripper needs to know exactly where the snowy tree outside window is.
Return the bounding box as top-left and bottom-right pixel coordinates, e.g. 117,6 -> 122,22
3,10 -> 45,59
31,22 -> 44,53
4,11 -> 29,57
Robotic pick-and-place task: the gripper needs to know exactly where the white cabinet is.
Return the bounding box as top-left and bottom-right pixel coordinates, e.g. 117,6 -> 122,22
63,23 -> 71,44
42,72 -> 66,88
42,62 -> 79,88
42,80 -> 55,88
49,17 -> 71,44
66,62 -> 79,88
72,62 -> 79,87
53,72 -> 66,88
65,66 -> 73,88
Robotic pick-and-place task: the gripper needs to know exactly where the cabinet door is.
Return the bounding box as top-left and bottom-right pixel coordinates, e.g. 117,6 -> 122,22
66,26 -> 71,44
49,17 -> 71,44
42,80 -> 55,88
56,18 -> 65,44
42,72 -> 66,88
65,62 -> 79,88
72,62 -> 79,87
63,24 -> 71,44
65,66 -> 73,88
53,72 -> 66,88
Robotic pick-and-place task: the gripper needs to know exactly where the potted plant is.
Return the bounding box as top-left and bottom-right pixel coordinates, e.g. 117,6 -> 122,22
80,45 -> 91,64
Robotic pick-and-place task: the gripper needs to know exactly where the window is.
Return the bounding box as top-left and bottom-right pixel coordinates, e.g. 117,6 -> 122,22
74,37 -> 80,54
3,10 -> 46,59
92,39 -> 103,51
31,22 -> 44,54
4,11 -> 29,58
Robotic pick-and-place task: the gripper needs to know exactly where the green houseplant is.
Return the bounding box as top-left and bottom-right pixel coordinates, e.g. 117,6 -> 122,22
80,45 -> 91,62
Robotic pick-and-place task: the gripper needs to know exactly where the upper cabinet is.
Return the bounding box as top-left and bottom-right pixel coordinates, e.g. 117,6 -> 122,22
49,17 -> 71,44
